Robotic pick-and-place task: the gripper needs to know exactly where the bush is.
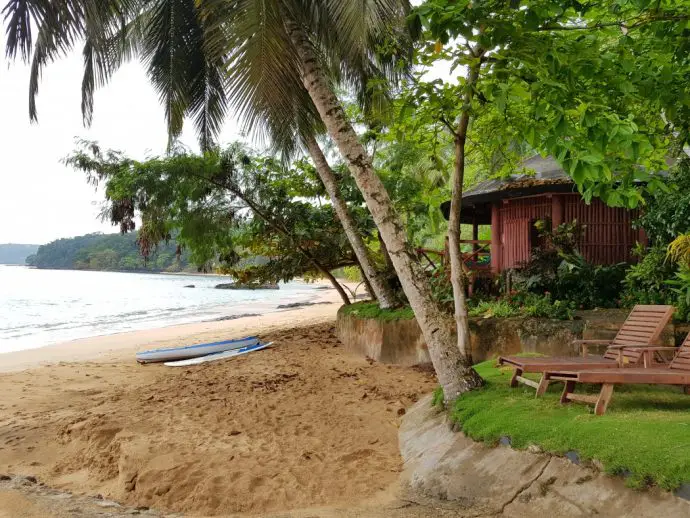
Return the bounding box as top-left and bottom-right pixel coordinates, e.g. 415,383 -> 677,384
511,220 -> 627,310
468,292 -> 575,320
621,245 -> 689,322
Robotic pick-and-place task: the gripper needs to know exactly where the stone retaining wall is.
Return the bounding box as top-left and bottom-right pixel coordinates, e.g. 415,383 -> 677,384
336,307 -> 676,366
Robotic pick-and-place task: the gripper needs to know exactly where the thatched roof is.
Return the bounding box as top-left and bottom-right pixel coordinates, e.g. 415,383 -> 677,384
440,155 -> 577,222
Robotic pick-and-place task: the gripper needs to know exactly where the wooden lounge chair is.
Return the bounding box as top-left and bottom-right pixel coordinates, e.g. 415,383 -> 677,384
545,335 -> 690,415
497,305 -> 675,395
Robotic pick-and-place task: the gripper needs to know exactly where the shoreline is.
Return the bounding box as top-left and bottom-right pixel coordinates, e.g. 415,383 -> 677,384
0,312 -> 436,517
0,282 -> 349,373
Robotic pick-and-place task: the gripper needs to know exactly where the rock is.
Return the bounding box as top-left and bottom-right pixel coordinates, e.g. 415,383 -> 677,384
0,474 -> 10,481
565,450 -> 580,465
96,499 -> 122,508
183,284 -> 195,288
214,313 -> 260,322
277,301 -> 330,309
675,483 -> 690,501
397,407 -> 406,417
499,436 -> 512,446
24,475 -> 37,484
215,282 -> 279,290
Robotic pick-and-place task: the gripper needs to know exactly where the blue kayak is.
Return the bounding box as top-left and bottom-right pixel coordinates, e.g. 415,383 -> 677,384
136,335 -> 259,363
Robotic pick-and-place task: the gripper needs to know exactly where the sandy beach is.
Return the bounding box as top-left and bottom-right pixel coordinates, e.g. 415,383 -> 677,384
0,289 -> 438,517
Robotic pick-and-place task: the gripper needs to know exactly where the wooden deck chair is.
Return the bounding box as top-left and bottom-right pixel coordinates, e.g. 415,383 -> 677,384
545,334 -> 690,415
497,305 -> 675,395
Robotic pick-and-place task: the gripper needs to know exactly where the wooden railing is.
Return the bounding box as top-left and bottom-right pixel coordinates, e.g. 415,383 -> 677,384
417,239 -> 491,272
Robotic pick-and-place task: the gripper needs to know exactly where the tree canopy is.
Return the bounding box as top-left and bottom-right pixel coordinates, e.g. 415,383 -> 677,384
65,141 -> 375,297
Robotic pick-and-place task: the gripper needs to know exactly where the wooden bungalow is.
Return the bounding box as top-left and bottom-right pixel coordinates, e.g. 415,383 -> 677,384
438,156 -> 646,276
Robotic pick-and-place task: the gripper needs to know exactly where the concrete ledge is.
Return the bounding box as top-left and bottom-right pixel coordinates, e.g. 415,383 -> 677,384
336,307 -> 676,365
399,395 -> 690,517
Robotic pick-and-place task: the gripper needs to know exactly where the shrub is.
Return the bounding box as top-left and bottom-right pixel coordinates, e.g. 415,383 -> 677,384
621,245 -> 689,322
469,292 -> 574,320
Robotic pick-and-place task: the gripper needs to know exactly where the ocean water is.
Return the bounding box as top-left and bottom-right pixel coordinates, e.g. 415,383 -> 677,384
0,266 -> 323,354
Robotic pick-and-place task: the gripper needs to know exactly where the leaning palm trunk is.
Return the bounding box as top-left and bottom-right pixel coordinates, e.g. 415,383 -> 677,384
304,135 -> 396,309
285,20 -> 482,399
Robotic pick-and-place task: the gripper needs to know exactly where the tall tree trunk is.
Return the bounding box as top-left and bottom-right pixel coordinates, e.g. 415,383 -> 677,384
285,20 -> 482,399
304,134 -> 396,308
358,263 -> 376,301
320,268 -> 352,305
448,57 -> 483,372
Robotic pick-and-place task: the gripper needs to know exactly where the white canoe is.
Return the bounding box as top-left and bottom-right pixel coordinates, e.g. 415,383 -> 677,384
164,342 -> 274,367
136,336 -> 259,364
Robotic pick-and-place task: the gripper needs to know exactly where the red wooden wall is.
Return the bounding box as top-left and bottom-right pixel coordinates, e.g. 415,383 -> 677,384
496,194 -> 639,270
564,196 -> 638,265
499,197 -> 551,268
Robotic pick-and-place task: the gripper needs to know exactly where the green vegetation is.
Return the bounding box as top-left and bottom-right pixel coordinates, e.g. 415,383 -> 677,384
431,386 -> 445,409
26,232 -> 191,272
449,361 -> 690,491
468,293 -> 574,320
0,244 -> 39,265
339,301 -> 415,322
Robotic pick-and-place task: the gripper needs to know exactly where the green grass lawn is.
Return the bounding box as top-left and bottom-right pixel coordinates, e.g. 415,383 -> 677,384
447,360 -> 690,491
339,301 -> 415,321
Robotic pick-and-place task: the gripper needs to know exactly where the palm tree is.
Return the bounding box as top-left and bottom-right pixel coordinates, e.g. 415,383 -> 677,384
3,0 -> 482,397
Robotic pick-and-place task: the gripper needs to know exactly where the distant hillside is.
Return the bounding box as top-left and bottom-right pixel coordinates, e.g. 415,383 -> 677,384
0,243 -> 40,265
26,233 -> 192,272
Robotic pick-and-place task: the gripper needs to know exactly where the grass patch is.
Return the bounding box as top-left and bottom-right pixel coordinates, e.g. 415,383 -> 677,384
450,360 -> 690,491
339,301 -> 415,321
431,386 -> 445,408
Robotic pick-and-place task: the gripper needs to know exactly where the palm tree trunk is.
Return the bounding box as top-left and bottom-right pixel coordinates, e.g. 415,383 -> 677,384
285,20 -> 482,399
448,57 -> 483,372
304,134 -> 396,309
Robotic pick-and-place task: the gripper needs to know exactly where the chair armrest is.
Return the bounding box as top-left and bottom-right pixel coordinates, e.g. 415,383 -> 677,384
575,340 -> 612,357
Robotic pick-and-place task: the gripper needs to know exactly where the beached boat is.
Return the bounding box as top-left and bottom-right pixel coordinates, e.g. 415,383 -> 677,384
136,336 -> 259,363
164,341 -> 274,366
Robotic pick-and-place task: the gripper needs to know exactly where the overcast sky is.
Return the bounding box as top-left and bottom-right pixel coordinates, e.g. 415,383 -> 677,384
0,36 -> 245,245
0,22 -> 452,246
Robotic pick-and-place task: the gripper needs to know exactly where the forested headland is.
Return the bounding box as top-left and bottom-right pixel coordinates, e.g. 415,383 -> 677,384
26,233 -> 192,272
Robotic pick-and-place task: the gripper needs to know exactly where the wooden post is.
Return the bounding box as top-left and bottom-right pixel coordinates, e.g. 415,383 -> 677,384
490,202 -> 501,274
552,195 -> 564,228
472,214 -> 479,255
594,384 -> 615,415
509,368 -> 522,388
560,380 -> 575,404
535,374 -> 550,397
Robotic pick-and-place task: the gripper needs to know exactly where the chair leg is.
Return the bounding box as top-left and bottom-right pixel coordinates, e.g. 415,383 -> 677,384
509,368 -> 522,388
535,374 -> 550,397
560,380 -> 575,404
594,383 -> 614,416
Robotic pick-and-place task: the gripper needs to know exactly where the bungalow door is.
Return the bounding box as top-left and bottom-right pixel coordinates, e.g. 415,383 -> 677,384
501,219 -> 531,269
